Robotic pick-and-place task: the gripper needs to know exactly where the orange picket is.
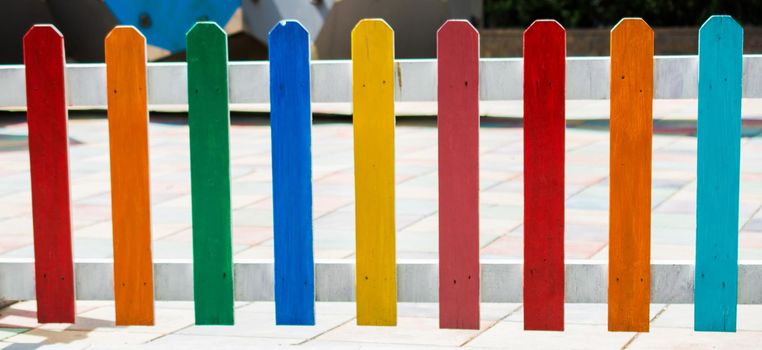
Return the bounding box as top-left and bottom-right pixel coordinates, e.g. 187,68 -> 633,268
105,26 -> 155,325
608,18 -> 653,332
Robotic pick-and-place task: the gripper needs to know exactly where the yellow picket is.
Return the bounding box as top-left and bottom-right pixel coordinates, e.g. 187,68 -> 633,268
351,19 -> 397,326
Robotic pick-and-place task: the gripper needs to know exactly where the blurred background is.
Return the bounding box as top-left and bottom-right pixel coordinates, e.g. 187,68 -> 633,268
1,0 -> 761,63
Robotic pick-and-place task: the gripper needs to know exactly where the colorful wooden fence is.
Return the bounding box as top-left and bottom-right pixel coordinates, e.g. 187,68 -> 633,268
17,16 -> 747,332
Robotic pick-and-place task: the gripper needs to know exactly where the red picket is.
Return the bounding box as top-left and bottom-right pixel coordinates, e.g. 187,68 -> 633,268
523,20 -> 566,331
23,25 -> 75,323
437,20 -> 480,330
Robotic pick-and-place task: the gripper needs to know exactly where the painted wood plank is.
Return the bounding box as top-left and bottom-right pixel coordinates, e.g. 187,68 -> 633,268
269,20 -> 315,326
436,20 -> 480,330
608,18 -> 654,332
351,19 -> 397,326
695,15 -> 743,333
186,22 -> 234,325
105,26 -> 155,326
23,25 -> 76,324
523,20 -> 566,331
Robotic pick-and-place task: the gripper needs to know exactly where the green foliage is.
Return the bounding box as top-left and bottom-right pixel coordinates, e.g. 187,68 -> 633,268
483,0 -> 762,28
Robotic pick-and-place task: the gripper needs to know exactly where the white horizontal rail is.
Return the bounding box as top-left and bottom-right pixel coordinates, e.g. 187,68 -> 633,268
0,55 -> 761,109
0,259 -> 761,304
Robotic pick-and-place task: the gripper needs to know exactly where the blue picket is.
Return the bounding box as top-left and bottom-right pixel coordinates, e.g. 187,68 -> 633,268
695,15 -> 743,332
269,20 -> 315,325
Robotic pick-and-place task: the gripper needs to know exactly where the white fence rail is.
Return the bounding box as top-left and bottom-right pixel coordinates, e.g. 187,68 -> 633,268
1,55 -> 762,110
1,259 -> 761,303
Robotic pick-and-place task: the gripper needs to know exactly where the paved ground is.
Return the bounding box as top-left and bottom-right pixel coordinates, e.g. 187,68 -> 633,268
0,301 -> 760,349
0,112 -> 762,261
1,112 -> 762,348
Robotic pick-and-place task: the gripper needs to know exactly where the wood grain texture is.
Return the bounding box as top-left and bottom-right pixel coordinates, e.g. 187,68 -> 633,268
523,20 -> 566,331
269,20 -> 315,326
608,18 -> 653,332
695,15 -> 742,333
105,26 -> 155,326
351,19 -> 397,326
437,20 -> 480,330
186,22 -> 234,325
23,24 -> 76,324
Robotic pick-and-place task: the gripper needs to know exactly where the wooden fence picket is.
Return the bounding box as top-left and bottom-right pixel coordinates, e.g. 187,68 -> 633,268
437,19 -> 480,330
695,15 -> 743,333
269,20 -> 315,326
523,19 -> 566,331
23,24 -> 76,324
186,22 -> 235,325
351,19 -> 397,326
608,18 -> 653,332
105,26 -> 155,326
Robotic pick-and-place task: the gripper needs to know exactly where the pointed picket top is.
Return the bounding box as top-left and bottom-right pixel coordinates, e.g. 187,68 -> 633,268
187,21 -> 226,41
611,17 -> 653,36
23,25 -> 65,65
24,24 -> 63,42
700,15 -> 742,34
524,19 -> 565,36
106,25 -> 146,45
352,18 -> 392,32
351,18 -> 393,46
105,26 -> 146,60
437,19 -> 478,38
269,20 -> 310,40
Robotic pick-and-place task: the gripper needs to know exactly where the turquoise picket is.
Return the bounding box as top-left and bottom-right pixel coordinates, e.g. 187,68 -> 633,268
695,15 -> 743,332
269,20 -> 315,325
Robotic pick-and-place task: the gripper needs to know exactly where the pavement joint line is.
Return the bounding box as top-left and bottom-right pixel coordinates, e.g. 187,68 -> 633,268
620,303 -> 671,349
232,195 -> 271,210
296,315 -> 356,345
458,304 -> 523,347
653,135 -> 684,151
478,171 -> 524,192
478,230 -> 505,250
620,330 -> 642,348
312,168 -> 345,182
565,175 -> 607,200
566,139 -> 599,152
398,211 -> 437,232
740,203 -> 762,231
397,169 -> 438,186
145,301 -> 254,344
586,239 -> 609,259
651,178 -> 694,211
312,202 -> 352,221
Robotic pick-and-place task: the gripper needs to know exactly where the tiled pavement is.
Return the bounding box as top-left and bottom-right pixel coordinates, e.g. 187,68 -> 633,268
2,112 -> 762,348
0,301 -> 761,349
0,113 -> 762,261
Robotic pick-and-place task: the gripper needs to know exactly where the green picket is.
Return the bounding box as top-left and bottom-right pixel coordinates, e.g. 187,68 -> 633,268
186,22 -> 234,325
